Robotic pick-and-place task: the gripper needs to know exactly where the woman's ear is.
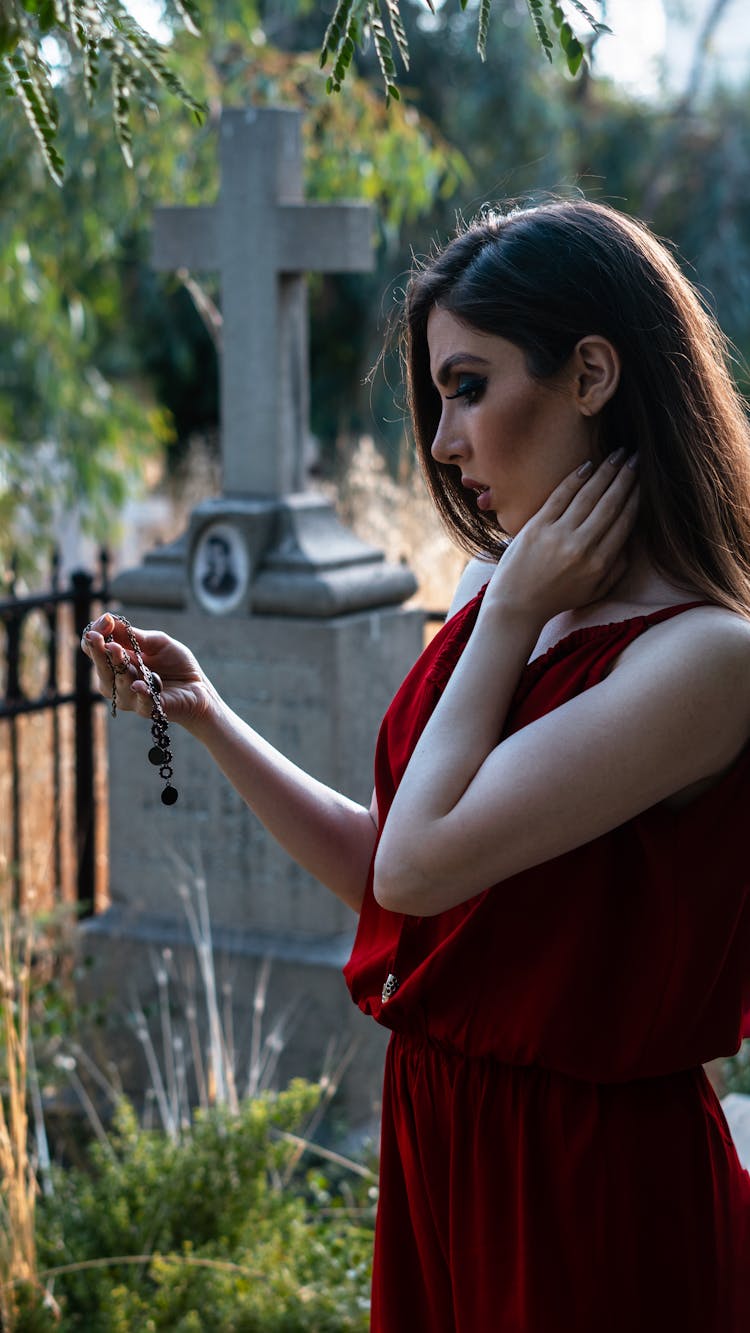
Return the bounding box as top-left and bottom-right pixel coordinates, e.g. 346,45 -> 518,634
571,336 -> 621,416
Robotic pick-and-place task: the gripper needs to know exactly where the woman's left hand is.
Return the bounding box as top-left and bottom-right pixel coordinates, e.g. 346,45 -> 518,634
486,449 -> 639,627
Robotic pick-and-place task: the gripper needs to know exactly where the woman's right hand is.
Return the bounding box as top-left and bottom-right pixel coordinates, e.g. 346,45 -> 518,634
81,613 -> 219,730
485,449 -> 639,628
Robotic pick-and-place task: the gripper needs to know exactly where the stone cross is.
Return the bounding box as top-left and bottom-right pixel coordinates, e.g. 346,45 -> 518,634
152,106 -> 374,498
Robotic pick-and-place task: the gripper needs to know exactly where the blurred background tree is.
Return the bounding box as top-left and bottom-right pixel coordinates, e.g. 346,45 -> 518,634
0,0 -> 467,566
1,0 -> 749,570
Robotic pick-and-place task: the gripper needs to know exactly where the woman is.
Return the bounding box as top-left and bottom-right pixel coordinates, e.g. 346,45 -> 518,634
83,200 -> 750,1330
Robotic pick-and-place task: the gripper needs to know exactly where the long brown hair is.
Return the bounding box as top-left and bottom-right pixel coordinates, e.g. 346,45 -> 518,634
403,199 -> 750,615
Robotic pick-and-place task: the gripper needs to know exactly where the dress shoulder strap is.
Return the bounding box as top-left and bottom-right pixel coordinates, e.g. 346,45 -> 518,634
641,600 -> 710,628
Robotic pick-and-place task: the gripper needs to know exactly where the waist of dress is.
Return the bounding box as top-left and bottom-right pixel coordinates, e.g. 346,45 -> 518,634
387,1027 -> 706,1088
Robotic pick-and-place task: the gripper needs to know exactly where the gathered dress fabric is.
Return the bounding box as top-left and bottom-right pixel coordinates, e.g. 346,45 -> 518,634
343,589 -> 750,1332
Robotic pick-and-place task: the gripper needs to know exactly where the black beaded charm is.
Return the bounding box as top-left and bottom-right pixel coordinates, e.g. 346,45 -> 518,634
145,664 -> 178,805
98,614 -> 179,807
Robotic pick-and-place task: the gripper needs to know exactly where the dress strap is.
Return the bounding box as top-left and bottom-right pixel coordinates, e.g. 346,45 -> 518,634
641,600 -> 710,627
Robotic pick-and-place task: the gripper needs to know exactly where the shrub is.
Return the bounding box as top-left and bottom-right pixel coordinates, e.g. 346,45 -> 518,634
18,1084 -> 374,1332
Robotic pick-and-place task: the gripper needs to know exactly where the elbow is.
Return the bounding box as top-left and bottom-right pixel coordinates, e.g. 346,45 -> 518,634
372,845 -> 438,917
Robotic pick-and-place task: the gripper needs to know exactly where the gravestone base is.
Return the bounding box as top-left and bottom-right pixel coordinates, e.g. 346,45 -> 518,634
78,602 -> 423,1127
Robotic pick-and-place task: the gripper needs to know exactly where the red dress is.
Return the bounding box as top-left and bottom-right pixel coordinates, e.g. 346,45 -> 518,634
344,591 -> 750,1332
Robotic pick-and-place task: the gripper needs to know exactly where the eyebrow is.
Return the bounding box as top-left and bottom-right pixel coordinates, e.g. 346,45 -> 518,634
434,353 -> 491,387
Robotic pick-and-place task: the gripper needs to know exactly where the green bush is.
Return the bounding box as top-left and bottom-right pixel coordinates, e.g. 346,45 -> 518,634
21,1082 -> 375,1331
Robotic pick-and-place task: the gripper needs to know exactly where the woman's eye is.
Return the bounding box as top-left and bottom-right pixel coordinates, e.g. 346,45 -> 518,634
445,375 -> 487,406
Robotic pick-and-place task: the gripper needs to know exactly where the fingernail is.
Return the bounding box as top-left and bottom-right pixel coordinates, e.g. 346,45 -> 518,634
608,448 -> 625,466
577,460 -> 594,477
627,452 -> 639,469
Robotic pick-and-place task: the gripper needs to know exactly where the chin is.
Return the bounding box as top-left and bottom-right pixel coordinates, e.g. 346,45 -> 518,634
499,501 -> 538,538
495,512 -> 518,538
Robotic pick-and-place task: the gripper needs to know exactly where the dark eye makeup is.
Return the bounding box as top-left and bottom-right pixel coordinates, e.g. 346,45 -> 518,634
445,374 -> 487,405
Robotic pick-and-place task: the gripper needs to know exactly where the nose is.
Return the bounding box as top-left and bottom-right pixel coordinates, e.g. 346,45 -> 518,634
430,404 -> 466,466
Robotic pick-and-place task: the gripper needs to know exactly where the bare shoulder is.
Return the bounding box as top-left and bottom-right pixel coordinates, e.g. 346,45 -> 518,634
606,603 -> 750,805
624,603 -> 750,670
612,603 -> 750,754
446,557 -> 498,620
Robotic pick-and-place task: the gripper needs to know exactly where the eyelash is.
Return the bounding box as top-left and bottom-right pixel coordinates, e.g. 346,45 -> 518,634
445,375 -> 487,406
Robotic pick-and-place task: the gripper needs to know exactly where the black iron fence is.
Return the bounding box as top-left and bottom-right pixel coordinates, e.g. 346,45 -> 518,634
0,552 -> 110,912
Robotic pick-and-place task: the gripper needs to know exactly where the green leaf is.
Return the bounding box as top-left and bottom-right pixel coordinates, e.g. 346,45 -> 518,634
112,10 -> 206,120
384,0 -> 409,70
169,0 -> 202,39
565,35 -> 584,74
36,0 -> 55,33
82,39 -> 98,103
320,0 -> 352,73
8,49 -> 64,183
526,0 -> 553,61
477,0 -> 491,61
0,0 -> 22,55
559,20 -> 574,52
109,48 -> 135,167
18,38 -> 58,126
565,0 -> 611,34
368,0 -> 398,99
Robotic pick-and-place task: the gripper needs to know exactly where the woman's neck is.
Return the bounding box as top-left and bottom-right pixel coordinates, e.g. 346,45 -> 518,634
598,536 -> 697,612
527,539 -> 701,662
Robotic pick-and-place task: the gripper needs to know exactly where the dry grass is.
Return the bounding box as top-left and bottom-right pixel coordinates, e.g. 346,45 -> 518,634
0,882 -> 39,1329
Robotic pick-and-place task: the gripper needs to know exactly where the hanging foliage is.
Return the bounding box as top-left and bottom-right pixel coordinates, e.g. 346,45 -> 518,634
1,1 -> 612,181
0,0 -> 206,184
320,0 -> 610,97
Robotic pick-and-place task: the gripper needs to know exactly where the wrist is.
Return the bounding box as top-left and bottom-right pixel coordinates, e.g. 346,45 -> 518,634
181,680 -> 227,742
477,588 -> 545,654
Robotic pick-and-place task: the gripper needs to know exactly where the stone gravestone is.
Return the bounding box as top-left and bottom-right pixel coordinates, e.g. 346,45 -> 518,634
80,107 -> 422,1127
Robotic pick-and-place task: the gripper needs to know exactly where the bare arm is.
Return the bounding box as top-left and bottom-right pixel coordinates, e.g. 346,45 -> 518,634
186,699 -> 378,912
375,604 -> 750,915
373,452 -> 750,914
82,617 -> 377,913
